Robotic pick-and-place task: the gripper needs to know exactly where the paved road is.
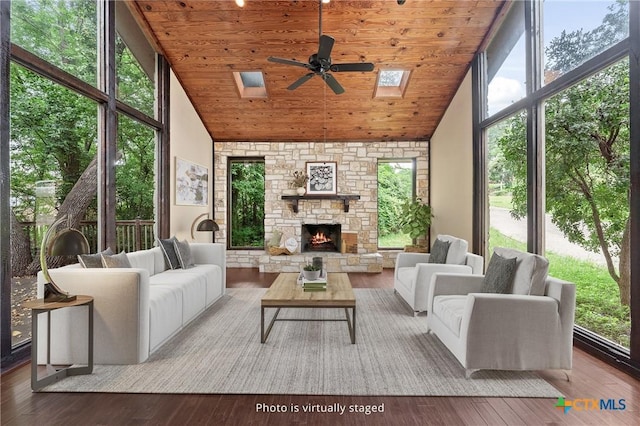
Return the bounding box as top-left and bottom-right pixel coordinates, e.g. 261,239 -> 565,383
490,207 -> 609,266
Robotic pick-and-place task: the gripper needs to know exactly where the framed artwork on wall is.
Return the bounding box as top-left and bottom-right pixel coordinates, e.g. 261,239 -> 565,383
306,161 -> 337,195
175,157 -> 209,206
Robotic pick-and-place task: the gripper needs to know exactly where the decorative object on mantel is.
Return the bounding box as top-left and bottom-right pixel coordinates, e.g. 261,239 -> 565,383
398,198 -> 433,252
290,170 -> 309,196
306,161 -> 337,195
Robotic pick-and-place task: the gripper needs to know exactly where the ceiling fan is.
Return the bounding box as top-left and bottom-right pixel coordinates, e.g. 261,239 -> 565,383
267,1 -> 375,95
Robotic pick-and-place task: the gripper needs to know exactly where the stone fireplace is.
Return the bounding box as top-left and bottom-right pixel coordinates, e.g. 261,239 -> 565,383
214,140 -> 429,271
301,224 -> 341,253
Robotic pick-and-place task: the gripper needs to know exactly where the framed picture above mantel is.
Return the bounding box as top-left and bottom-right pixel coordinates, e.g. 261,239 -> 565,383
306,161 -> 337,195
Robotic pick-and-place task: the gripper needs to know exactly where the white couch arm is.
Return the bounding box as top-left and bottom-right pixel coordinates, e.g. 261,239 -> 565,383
461,293 -> 570,370
427,273 -> 484,313
394,252 -> 431,276
37,268 -> 150,364
190,243 -> 226,288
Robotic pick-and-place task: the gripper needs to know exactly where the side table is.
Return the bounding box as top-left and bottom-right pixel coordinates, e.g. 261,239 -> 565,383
23,295 -> 94,391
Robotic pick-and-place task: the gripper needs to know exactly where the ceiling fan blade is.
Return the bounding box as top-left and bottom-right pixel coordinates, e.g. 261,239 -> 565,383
322,73 -> 345,95
317,35 -> 335,61
329,62 -> 375,72
287,73 -> 315,90
267,56 -> 309,69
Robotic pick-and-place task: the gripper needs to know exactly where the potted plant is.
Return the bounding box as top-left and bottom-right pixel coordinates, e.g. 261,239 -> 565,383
291,170 -> 309,195
398,198 -> 433,252
302,263 -> 321,280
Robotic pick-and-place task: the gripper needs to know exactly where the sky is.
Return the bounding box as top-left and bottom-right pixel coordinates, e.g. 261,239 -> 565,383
487,0 -> 623,115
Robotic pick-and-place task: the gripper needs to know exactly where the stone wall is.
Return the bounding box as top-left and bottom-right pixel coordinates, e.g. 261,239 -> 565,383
213,141 -> 429,270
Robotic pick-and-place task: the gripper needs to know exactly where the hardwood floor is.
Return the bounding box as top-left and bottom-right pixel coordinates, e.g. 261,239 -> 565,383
2,268 -> 639,425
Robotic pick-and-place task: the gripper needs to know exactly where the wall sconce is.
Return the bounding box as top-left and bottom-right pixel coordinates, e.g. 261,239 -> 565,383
40,215 -> 90,303
190,213 -> 220,242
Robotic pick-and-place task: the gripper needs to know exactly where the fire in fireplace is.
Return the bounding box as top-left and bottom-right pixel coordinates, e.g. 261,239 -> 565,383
301,224 -> 341,253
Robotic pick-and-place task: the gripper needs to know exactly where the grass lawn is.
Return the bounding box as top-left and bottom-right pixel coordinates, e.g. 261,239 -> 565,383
378,232 -> 412,249
489,194 -> 513,209
489,229 -> 630,348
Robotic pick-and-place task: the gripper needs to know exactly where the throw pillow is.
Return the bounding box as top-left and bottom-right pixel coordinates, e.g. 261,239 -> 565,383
157,237 -> 181,270
268,230 -> 282,247
174,239 -> 194,269
101,251 -> 132,268
78,247 -> 113,268
482,252 -> 517,293
428,238 -> 450,264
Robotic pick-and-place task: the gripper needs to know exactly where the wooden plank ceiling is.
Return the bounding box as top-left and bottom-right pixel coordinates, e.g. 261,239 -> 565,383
131,0 -> 504,142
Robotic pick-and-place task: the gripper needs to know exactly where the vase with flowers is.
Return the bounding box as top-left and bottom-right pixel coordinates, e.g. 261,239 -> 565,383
291,170 -> 309,196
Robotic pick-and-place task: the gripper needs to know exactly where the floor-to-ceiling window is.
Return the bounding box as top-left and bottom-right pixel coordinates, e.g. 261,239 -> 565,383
486,111 -> 528,256
1,0 -> 164,365
377,159 -> 415,249
474,0 -> 638,374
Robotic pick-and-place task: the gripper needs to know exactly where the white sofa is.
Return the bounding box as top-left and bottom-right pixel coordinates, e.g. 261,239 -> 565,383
426,247 -> 576,377
394,235 -> 484,315
36,243 -> 226,365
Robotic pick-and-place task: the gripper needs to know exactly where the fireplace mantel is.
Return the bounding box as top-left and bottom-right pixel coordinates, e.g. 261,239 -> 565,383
281,195 -> 360,213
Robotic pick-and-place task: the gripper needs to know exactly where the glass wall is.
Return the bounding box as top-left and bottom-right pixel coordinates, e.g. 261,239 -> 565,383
1,0 -> 163,361
11,0 -> 97,86
485,1 -> 525,117
377,159 -> 415,249
476,0 -> 636,371
543,0 -> 628,84
486,111 -> 528,256
9,63 -> 98,347
544,59 -> 631,349
116,114 -> 156,252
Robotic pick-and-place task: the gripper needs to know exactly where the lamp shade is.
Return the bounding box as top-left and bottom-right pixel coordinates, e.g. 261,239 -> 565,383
196,219 -> 219,232
49,228 -> 90,256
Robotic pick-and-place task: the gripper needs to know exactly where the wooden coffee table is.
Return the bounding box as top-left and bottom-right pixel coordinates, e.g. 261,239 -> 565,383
261,272 -> 356,344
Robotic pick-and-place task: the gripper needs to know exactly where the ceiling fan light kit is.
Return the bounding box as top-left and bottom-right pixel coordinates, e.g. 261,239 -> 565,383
267,0 -> 374,95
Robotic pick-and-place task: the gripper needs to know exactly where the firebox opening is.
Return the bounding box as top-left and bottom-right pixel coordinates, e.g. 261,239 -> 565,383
301,224 -> 341,253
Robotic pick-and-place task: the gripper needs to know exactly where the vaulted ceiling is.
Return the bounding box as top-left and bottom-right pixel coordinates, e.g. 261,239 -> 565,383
129,0 -> 505,142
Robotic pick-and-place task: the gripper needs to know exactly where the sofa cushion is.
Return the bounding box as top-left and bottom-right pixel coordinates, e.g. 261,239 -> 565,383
78,247 -> 113,268
157,237 -> 181,270
101,251 -> 132,268
428,239 -> 450,264
127,248 -> 157,277
438,235 -> 469,265
148,285 -> 183,352
174,239 -> 195,269
432,295 -> 467,337
481,252 -> 517,293
494,247 -> 549,296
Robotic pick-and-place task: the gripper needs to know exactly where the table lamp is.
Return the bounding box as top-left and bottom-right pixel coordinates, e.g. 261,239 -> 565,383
40,214 -> 90,303
190,213 -> 219,242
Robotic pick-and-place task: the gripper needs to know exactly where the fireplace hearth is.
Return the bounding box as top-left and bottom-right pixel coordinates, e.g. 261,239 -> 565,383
301,224 -> 341,253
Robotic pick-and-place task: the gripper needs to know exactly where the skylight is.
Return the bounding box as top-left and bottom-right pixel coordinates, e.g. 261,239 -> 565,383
233,71 -> 267,98
375,69 -> 410,98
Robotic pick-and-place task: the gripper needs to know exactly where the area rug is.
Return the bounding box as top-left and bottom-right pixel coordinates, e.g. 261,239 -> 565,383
41,288 -> 561,397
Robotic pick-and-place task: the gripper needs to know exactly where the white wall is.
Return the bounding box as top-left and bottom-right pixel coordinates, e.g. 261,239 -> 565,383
430,70 -> 474,245
169,71 -> 213,242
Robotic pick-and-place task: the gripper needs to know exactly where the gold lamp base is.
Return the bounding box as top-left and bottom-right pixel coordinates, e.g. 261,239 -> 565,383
44,282 -> 77,303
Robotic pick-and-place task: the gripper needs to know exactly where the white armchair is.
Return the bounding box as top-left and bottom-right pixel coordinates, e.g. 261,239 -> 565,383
394,235 -> 483,315
426,247 -> 576,377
